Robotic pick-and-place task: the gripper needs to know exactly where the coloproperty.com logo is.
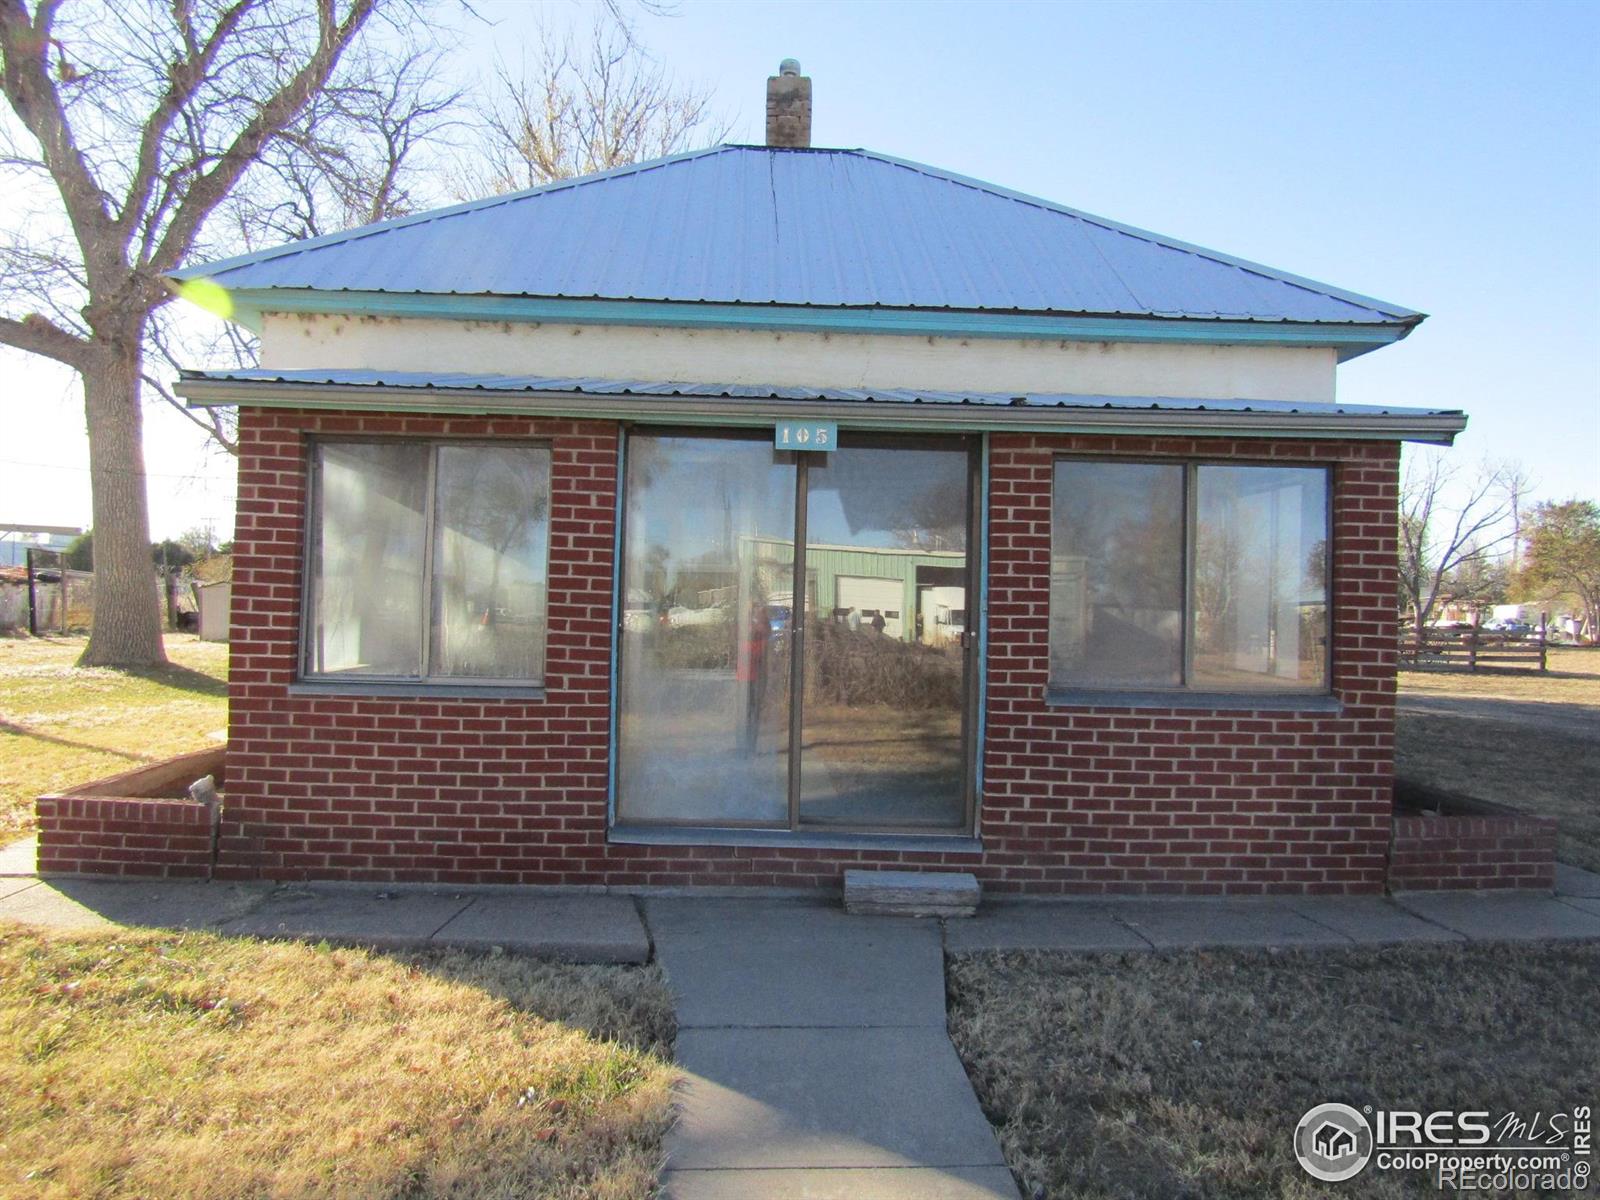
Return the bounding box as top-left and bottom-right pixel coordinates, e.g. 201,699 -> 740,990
1294,1103 -> 1593,1191
1294,1104 -> 1374,1182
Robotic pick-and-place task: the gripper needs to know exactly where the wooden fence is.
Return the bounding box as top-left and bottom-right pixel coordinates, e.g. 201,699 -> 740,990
1401,626 -> 1549,672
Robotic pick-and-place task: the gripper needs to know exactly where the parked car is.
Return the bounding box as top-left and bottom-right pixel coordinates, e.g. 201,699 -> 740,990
765,604 -> 792,635
1485,619 -> 1536,638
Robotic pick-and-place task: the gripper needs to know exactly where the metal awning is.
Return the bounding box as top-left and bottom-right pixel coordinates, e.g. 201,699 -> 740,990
175,368 -> 1467,444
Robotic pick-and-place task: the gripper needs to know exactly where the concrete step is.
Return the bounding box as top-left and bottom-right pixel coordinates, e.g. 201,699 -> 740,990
843,869 -> 979,918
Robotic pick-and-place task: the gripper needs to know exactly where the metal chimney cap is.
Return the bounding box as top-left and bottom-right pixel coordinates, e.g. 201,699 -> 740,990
778,58 -> 802,77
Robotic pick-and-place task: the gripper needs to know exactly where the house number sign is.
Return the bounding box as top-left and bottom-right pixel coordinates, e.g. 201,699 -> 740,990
774,419 -> 837,451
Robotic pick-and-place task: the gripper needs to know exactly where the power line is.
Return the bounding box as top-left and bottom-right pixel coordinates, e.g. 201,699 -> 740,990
0,457 -> 238,485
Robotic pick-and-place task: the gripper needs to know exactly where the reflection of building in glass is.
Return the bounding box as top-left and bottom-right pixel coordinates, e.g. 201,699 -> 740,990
622,534 -> 967,649
748,536 -> 964,645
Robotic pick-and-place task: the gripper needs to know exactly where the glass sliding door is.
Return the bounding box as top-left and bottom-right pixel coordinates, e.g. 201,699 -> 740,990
616,434 -> 796,825
798,442 -> 972,829
615,430 -> 975,835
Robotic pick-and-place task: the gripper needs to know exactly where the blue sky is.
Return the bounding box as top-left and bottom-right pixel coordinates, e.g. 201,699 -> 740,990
2,0 -> 1595,538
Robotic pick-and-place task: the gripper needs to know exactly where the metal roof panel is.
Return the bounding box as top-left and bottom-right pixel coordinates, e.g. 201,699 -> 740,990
170,147 -> 1421,326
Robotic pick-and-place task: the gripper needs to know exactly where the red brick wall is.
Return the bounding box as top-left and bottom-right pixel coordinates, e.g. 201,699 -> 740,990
219,412 -> 1401,893
980,434 -> 1400,895
221,409 -> 617,884
37,795 -> 215,878
1388,814 -> 1556,891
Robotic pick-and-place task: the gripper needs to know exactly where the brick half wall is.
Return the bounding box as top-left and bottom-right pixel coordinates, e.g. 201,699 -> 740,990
36,795 -> 216,878
1388,814 -> 1557,891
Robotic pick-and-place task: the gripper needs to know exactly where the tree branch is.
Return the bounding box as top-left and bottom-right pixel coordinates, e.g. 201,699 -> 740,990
118,0 -> 255,247
0,0 -> 117,281
148,0 -> 376,272
143,367 -> 238,454
0,310 -> 89,368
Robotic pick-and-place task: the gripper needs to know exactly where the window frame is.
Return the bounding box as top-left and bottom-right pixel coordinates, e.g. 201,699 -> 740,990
1048,453 -> 1334,702
298,435 -> 553,691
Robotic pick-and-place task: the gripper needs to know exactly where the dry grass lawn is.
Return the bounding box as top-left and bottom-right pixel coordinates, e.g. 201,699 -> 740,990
0,924 -> 677,1200
948,944 -> 1600,1200
1398,645 -> 1600,705
1397,647 -> 1600,870
0,634 -> 228,844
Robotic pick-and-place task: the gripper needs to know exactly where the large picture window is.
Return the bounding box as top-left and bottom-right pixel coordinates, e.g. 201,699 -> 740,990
1050,459 -> 1329,694
304,441 -> 551,686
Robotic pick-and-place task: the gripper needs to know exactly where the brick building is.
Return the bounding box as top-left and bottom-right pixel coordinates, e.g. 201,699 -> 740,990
151,65 -> 1466,894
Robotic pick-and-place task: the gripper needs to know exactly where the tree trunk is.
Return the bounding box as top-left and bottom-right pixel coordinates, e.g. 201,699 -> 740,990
78,348 -> 167,668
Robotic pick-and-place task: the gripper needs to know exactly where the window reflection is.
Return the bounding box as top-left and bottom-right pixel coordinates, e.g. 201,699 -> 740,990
1047,458 -> 1330,693
799,445 -> 969,829
1193,466 -> 1327,690
1050,461 -> 1185,689
430,445 -> 550,680
616,436 -> 795,825
304,441 -> 550,684
308,442 -> 429,677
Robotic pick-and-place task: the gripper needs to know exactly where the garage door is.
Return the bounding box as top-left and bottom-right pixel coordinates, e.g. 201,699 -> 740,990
835,575 -> 904,638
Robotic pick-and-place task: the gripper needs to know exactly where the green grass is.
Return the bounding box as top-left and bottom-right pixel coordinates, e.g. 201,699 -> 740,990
0,924 -> 677,1199
0,635 -> 228,844
948,944 -> 1600,1199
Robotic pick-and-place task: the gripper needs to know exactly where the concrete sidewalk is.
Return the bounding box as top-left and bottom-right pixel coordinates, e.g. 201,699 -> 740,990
945,885 -> 1600,953
3,832 -> 1598,957
0,870 -> 650,963
648,898 -> 1019,1200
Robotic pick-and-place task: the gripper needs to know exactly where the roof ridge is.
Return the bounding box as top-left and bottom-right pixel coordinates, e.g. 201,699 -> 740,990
167,144 -> 739,282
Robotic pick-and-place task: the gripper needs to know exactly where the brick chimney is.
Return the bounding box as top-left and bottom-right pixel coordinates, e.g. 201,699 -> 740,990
766,59 -> 811,148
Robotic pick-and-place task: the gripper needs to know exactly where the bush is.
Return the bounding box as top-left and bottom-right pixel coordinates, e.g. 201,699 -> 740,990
805,622 -> 960,710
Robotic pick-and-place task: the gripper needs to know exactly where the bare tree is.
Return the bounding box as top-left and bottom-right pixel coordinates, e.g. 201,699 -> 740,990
219,39 -> 461,248
1398,452 -> 1519,646
463,14 -> 727,196
154,36 -> 462,458
1501,459 -> 1534,575
0,0 -> 430,667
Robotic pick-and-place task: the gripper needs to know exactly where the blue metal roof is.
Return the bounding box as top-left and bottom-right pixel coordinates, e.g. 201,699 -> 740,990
178,368 -> 1458,418
170,146 -> 1420,327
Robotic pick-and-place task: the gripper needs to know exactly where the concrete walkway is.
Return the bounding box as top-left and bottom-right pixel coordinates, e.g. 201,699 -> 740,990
945,886 -> 1600,952
647,898 -> 1019,1200
0,864 -> 650,963
6,831 -> 1599,952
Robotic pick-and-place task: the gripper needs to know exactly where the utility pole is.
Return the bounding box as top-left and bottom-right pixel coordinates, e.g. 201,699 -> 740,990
57,550 -> 68,635
25,546 -> 37,636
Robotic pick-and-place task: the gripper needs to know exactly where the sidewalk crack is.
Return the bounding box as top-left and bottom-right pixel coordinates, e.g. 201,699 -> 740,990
428,896 -> 478,940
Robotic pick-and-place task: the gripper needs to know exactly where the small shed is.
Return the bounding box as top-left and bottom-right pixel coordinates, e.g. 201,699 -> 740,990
195,580 -> 231,642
